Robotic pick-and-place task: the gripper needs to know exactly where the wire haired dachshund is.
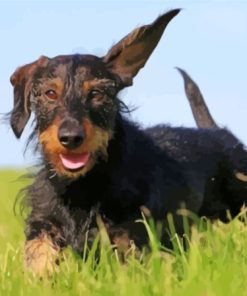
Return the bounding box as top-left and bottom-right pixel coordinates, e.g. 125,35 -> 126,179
9,9 -> 247,275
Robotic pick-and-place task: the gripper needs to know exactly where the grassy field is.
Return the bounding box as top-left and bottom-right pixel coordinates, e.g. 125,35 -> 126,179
0,169 -> 247,296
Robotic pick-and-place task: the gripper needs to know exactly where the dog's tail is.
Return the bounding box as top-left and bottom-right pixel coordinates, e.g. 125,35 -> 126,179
176,67 -> 218,128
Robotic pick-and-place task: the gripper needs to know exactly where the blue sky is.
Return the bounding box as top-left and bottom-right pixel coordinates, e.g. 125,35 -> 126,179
0,0 -> 247,167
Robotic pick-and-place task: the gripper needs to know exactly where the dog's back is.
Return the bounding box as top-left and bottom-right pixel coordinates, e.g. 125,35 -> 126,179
8,9 -> 247,275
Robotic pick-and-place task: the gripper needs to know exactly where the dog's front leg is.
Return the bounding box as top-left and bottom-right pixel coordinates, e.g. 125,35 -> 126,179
25,232 -> 60,276
107,220 -> 148,262
24,219 -> 66,276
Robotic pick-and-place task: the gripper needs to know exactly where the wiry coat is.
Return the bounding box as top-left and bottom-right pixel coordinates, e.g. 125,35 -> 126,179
8,10 -> 247,275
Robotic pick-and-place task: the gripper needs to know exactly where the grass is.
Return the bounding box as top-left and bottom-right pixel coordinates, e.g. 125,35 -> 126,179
0,169 -> 247,295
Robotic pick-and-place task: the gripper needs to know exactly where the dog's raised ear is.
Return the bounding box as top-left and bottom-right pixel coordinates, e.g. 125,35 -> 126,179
10,55 -> 49,138
103,9 -> 180,86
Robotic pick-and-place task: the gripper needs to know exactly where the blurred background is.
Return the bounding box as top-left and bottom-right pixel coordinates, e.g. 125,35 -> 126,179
1,0 -> 246,169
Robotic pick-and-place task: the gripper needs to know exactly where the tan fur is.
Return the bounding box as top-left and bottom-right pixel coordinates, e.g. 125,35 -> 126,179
25,233 -> 59,276
39,117 -> 112,178
111,232 -> 141,262
82,78 -> 115,92
112,232 -> 131,253
83,80 -> 93,93
235,171 -> 247,182
40,77 -> 65,98
96,214 -> 140,262
11,56 -> 49,114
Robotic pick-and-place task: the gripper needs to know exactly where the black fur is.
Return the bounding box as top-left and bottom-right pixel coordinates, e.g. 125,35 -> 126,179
8,10 -> 247,267
22,118 -> 247,254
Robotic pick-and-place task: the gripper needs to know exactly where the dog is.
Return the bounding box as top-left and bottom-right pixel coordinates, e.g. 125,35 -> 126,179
9,9 -> 247,275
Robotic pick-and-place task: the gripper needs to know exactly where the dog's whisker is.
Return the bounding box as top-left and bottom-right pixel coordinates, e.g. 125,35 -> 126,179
49,171 -> 57,179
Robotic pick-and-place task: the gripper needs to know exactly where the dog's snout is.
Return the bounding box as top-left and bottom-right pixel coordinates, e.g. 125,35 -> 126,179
58,119 -> 84,149
59,132 -> 84,149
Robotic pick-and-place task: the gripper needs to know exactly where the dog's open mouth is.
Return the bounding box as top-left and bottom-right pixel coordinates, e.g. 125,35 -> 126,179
59,152 -> 90,171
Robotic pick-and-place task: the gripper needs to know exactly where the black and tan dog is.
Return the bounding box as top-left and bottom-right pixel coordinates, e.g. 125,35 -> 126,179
9,9 -> 247,275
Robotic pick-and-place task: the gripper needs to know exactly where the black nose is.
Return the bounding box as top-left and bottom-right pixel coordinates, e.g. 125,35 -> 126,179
58,119 -> 84,149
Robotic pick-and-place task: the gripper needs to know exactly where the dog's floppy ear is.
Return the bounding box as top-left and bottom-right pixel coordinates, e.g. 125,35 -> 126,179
103,9 -> 180,86
10,55 -> 49,138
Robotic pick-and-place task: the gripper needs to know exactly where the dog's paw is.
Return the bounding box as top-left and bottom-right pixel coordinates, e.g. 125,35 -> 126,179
110,229 -> 141,262
24,234 -> 60,277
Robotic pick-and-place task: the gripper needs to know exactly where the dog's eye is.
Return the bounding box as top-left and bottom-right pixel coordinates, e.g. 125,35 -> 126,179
88,90 -> 104,101
45,89 -> 58,100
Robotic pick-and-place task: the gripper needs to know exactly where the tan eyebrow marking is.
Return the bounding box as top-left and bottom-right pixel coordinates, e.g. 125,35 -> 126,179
39,77 -> 65,97
82,79 -> 116,93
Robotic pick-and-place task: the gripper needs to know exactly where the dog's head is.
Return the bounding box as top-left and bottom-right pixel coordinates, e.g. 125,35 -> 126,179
10,9 -> 180,178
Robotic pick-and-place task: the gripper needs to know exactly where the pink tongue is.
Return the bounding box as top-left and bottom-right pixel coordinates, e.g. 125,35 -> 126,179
59,152 -> 90,170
